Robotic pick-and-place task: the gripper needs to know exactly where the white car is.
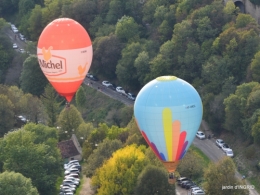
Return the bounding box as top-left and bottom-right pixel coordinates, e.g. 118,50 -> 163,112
225,149 -> 234,157
192,189 -> 205,195
64,168 -> 80,175
64,160 -> 79,169
196,131 -> 205,139
216,139 -> 225,148
19,49 -> 25,53
102,81 -> 112,87
221,143 -> 231,152
127,93 -> 136,101
13,43 -> 18,49
116,86 -> 126,95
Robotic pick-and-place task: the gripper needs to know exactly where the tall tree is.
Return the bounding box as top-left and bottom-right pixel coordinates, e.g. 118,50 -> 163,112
0,94 -> 15,136
116,42 -> 142,89
41,84 -> 61,127
92,35 -> 122,79
20,55 -> 48,96
177,148 -> 204,179
0,124 -> 62,195
0,171 -> 39,195
85,139 -> 122,177
57,105 -> 84,140
91,144 -> 147,195
115,15 -> 140,43
76,86 -> 86,111
203,157 -> 248,195
135,165 -> 175,195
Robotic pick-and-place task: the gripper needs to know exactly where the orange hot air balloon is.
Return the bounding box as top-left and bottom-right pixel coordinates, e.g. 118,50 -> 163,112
37,18 -> 93,103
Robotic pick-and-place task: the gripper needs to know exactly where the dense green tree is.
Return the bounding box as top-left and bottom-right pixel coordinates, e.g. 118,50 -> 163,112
28,5 -> 43,40
203,157 -> 248,195
116,42 -> 142,89
69,0 -> 97,30
20,55 -> 48,96
250,51 -> 260,82
57,105 -> 84,140
19,93 -> 46,123
252,116 -> 260,145
134,51 -> 150,86
177,149 -> 204,179
18,0 -> 35,16
91,144 -> 147,195
0,171 -> 39,195
76,86 -> 86,110
85,139 -> 122,177
92,35 -> 122,79
0,94 -> 15,136
75,122 -> 93,145
135,165 -> 175,195
235,14 -> 256,29
41,84 -> 61,127
105,0 -> 125,24
0,124 -> 62,195
115,15 -> 140,42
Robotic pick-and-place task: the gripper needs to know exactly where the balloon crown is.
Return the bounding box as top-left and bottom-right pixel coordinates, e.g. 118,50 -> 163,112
156,76 -> 177,81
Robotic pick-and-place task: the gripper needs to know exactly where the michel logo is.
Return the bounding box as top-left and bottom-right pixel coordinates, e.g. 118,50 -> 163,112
37,46 -> 67,76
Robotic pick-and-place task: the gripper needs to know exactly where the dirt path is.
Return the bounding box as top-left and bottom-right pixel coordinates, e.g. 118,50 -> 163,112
79,176 -> 94,195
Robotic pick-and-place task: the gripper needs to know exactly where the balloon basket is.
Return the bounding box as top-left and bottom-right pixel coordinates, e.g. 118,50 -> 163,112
168,172 -> 176,184
65,102 -> 70,109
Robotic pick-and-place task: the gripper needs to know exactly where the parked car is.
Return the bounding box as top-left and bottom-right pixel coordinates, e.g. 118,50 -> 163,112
192,189 -> 205,195
108,83 -> 116,90
127,93 -> 136,101
216,139 -> 225,148
225,148 -> 234,157
19,33 -> 25,41
64,168 -> 80,175
63,179 -> 79,186
191,187 -> 202,192
181,180 -> 192,188
65,173 -> 79,179
102,81 -> 112,87
19,48 -> 25,53
89,75 -> 98,81
68,164 -> 81,172
61,180 -> 77,187
17,115 -> 27,122
65,176 -> 80,184
60,185 -> 76,192
64,160 -> 79,169
196,131 -> 205,139
116,86 -> 126,95
221,143 -> 231,152
184,182 -> 197,189
177,177 -> 189,185
13,43 -> 18,49
64,162 -> 80,170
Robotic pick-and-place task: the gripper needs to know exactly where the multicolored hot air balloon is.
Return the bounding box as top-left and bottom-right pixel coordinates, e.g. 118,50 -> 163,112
134,76 -> 203,183
37,18 -> 93,103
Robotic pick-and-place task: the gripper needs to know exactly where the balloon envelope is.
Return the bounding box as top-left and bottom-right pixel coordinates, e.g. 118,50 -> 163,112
134,76 -> 203,172
37,18 -> 92,102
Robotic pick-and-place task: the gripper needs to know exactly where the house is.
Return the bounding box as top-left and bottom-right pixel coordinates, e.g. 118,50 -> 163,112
57,134 -> 82,162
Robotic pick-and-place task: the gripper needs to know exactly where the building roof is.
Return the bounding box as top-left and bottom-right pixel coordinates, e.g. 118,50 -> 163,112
57,139 -> 80,159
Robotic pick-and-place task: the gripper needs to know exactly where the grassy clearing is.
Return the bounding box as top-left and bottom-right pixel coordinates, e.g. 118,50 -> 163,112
190,145 -> 211,166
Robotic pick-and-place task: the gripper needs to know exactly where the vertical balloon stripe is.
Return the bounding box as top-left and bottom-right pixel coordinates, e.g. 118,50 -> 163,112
171,120 -> 181,161
160,153 -> 167,161
163,108 -> 173,161
175,131 -> 187,160
141,131 -> 163,160
180,141 -> 188,159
